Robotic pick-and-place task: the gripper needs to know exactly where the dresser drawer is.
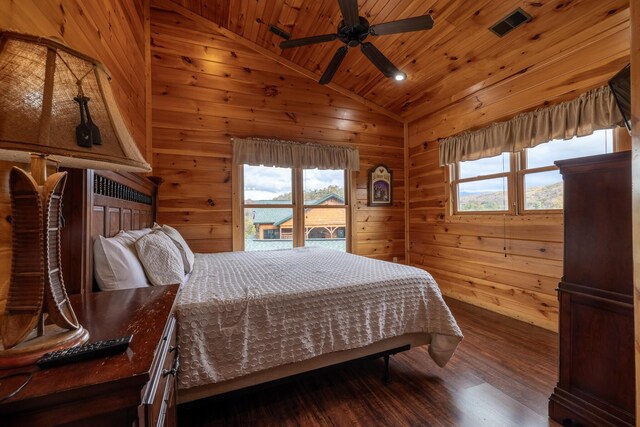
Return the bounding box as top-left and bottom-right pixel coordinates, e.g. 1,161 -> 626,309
141,315 -> 178,427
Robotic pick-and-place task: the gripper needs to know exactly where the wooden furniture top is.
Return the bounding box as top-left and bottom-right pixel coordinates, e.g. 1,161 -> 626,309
0,284 -> 179,414
555,150 -> 630,173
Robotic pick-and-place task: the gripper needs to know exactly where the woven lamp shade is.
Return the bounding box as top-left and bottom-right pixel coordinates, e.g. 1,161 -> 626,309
0,31 -> 150,172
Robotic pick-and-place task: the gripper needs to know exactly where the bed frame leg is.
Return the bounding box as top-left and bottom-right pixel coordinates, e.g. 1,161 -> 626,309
383,354 -> 390,384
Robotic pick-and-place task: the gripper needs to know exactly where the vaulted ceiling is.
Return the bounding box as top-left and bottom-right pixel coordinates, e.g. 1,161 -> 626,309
168,0 -> 630,121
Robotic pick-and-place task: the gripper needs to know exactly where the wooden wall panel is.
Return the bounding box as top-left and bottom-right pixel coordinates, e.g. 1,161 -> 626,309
407,141 -> 561,330
408,23 -> 631,330
0,0 -> 148,308
150,6 -> 405,261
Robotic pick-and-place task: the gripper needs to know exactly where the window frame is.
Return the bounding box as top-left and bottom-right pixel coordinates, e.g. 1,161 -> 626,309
234,165 -> 351,252
449,128 -> 621,217
517,150 -> 562,214
450,154 -> 517,215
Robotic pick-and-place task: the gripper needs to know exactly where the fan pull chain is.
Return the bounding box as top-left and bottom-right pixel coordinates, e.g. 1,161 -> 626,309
503,213 -> 507,258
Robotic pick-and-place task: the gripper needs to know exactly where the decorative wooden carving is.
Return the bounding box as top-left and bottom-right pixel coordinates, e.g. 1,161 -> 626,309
0,167 -> 88,366
2,169 -> 45,348
94,174 -> 153,205
43,172 -> 78,330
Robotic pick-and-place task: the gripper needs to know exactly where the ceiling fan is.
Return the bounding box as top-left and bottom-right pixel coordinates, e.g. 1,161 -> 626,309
279,0 -> 434,85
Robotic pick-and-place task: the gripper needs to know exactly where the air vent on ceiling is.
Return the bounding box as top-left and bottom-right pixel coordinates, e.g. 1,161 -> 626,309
489,8 -> 532,37
269,25 -> 291,40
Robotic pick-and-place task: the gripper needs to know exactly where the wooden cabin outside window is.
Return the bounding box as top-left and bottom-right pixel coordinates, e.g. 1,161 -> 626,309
450,128 -> 617,216
235,165 -> 350,252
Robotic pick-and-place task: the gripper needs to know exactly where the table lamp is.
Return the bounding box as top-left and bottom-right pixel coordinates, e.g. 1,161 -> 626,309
0,31 -> 151,367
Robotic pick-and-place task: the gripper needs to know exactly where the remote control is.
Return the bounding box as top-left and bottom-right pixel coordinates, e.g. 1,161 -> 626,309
36,335 -> 133,369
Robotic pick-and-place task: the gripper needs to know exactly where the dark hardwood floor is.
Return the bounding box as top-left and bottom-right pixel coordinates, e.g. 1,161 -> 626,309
178,298 -> 560,426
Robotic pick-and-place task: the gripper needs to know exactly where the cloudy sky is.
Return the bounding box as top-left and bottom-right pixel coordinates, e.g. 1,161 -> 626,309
244,165 -> 344,201
242,129 -> 614,201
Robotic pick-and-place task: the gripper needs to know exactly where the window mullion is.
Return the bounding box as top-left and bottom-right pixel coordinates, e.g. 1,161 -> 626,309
293,168 -> 304,247
521,165 -> 558,175
454,171 -> 510,184
233,163 -> 244,251
509,150 -> 527,215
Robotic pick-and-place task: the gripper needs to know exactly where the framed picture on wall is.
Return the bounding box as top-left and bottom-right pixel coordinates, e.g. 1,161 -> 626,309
368,164 -> 392,207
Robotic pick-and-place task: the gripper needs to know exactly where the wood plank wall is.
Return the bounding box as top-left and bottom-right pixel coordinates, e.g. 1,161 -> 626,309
407,21 -> 630,330
0,0 -> 148,309
150,6 -> 405,259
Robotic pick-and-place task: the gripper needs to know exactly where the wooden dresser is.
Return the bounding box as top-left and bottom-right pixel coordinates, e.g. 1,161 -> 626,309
0,285 -> 180,427
549,151 -> 636,426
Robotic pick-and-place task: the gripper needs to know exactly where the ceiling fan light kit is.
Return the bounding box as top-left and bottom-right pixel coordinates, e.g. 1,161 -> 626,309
280,0 -> 433,85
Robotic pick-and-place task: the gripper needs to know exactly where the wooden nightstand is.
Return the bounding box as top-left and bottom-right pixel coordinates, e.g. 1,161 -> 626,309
0,284 -> 180,427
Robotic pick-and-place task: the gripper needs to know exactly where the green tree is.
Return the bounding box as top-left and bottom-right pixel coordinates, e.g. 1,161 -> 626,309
244,209 -> 256,238
272,185 -> 344,201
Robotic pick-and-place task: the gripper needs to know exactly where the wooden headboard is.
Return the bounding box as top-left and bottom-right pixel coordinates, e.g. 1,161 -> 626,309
61,169 -> 160,296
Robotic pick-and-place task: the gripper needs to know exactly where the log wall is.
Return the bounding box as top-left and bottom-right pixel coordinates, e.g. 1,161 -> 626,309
407,20 -> 630,330
150,6 -> 405,259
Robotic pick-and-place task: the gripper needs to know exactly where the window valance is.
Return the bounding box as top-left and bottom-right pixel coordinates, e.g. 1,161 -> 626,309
438,85 -> 623,166
232,137 -> 360,171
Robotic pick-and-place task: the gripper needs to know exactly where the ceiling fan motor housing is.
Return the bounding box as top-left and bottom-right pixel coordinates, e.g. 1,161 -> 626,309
337,16 -> 370,47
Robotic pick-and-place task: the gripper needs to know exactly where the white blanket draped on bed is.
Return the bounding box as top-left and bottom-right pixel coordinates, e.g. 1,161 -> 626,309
176,247 -> 463,390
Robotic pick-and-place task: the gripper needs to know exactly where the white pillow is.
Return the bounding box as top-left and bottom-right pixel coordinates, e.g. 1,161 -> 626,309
93,233 -> 151,291
158,224 -> 195,274
124,227 -> 153,241
135,231 -> 185,286
108,228 -> 152,248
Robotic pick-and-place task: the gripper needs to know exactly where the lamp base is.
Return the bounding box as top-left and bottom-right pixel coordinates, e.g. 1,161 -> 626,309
0,325 -> 89,368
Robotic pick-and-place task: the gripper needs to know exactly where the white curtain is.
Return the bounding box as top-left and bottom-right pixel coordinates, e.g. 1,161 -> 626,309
232,137 -> 360,171
438,85 -> 623,166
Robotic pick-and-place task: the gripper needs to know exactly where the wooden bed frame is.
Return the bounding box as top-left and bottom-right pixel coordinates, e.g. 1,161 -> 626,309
62,169 -> 160,295
67,169 -> 427,404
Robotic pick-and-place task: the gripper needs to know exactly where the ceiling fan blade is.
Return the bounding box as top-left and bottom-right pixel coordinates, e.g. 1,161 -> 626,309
280,33 -> 338,49
369,15 -> 434,36
269,24 -> 291,40
319,46 -> 348,85
360,42 -> 399,77
338,0 -> 360,28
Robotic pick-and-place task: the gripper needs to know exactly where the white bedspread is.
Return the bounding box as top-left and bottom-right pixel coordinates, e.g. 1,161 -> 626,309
176,247 -> 463,390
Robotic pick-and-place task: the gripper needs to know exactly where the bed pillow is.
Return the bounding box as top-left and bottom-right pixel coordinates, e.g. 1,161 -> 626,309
135,231 -> 185,286
109,227 -> 153,247
93,233 -> 151,291
158,224 -> 195,274
124,227 -> 153,242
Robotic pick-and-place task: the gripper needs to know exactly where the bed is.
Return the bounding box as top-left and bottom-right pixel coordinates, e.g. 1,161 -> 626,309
69,170 -> 463,404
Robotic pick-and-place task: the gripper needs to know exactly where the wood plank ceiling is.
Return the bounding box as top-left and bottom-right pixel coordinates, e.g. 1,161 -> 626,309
171,0 -> 630,121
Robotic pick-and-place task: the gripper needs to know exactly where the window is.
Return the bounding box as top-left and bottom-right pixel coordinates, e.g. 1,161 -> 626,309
451,129 -> 614,214
519,130 -> 613,212
452,153 -> 514,214
303,169 -> 347,252
239,165 -> 349,252
243,165 -> 293,251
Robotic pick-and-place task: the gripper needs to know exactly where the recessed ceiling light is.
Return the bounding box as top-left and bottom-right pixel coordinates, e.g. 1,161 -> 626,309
394,72 -> 406,81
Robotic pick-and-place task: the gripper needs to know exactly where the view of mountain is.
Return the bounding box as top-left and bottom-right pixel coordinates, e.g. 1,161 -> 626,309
459,182 -> 563,211
272,185 -> 345,201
